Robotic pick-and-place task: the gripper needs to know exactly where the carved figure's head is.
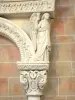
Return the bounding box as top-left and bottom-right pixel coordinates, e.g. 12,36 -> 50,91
42,13 -> 50,20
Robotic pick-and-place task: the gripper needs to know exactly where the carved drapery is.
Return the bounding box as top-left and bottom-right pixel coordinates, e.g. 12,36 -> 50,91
0,0 -> 55,100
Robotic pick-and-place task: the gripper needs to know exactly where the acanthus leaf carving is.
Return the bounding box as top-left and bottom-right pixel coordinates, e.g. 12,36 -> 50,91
20,70 -> 47,96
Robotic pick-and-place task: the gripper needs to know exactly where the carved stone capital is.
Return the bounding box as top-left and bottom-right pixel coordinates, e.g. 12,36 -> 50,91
20,70 -> 47,96
17,63 -> 49,96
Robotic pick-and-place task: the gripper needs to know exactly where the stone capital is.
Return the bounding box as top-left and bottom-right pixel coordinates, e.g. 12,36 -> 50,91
17,63 -> 49,96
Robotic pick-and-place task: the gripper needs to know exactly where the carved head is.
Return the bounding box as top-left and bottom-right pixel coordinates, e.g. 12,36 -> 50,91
42,13 -> 50,20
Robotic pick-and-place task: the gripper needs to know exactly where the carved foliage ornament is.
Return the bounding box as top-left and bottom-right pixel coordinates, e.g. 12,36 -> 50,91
20,70 -> 47,95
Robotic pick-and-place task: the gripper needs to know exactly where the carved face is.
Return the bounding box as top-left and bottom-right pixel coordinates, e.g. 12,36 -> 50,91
43,13 -> 50,20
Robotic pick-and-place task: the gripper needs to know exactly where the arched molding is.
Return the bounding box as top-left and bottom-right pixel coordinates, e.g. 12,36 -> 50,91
0,17 -> 35,62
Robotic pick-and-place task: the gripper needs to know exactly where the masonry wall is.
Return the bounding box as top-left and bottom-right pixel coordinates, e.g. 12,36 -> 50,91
0,0 -> 75,100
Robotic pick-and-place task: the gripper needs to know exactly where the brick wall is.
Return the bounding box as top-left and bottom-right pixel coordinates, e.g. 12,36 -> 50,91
0,0 -> 75,100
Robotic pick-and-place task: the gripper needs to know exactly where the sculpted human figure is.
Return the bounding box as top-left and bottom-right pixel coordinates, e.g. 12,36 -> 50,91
30,13 -> 41,52
35,13 -> 51,62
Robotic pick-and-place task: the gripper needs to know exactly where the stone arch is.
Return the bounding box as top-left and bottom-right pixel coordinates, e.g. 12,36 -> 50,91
0,17 -> 35,62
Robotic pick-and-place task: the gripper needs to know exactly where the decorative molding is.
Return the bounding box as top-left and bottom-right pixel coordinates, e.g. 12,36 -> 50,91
0,17 -> 35,62
17,62 -> 49,71
0,0 -> 55,17
18,62 -> 49,96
